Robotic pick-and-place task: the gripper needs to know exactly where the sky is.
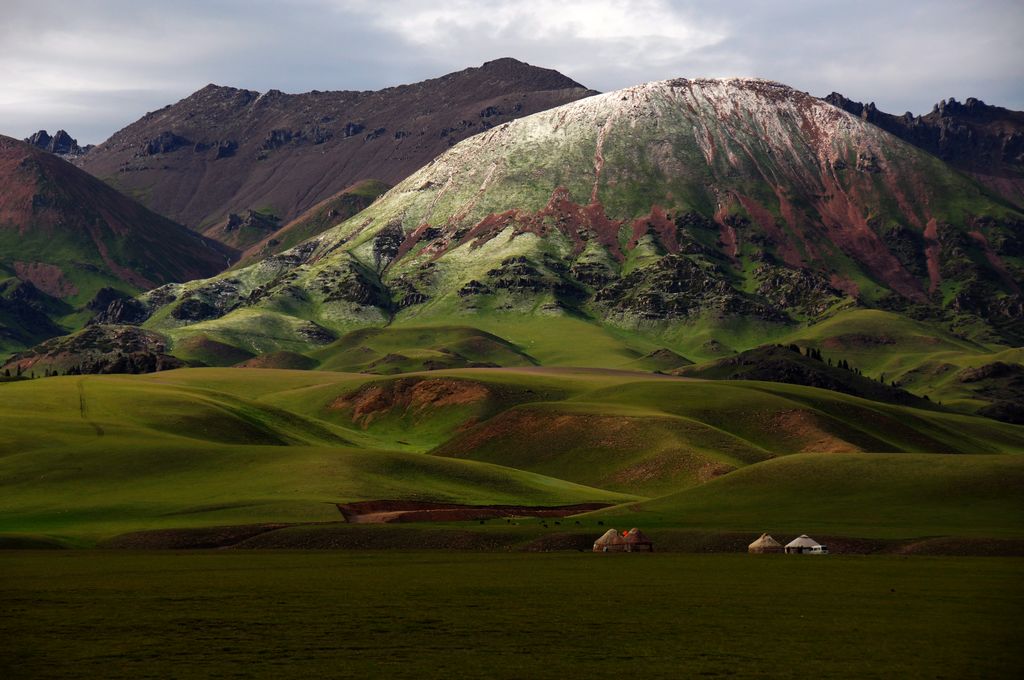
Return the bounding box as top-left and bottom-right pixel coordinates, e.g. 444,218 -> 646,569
1,0 -> 1022,144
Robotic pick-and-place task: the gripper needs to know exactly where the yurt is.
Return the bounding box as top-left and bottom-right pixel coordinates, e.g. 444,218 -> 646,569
623,528 -> 654,552
784,535 -> 828,554
748,533 -> 783,554
592,528 -> 628,552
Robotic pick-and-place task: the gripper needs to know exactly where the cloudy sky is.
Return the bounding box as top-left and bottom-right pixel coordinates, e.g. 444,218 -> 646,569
2,0 -> 1022,144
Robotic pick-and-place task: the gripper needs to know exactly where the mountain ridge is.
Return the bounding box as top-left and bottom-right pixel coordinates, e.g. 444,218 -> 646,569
823,92 -> 1024,208
76,58 -> 598,234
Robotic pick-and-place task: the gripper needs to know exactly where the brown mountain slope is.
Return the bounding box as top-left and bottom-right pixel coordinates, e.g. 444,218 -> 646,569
823,93 -> 1024,208
0,135 -> 231,352
78,58 -> 597,233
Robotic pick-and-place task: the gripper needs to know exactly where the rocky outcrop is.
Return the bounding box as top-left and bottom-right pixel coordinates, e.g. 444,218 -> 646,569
753,264 -> 849,318
24,129 -> 91,156
141,131 -> 190,155
224,210 -> 279,233
1,325 -> 184,375
596,254 -> 785,323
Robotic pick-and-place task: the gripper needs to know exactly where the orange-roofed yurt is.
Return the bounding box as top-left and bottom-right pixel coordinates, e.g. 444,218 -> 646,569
623,527 -> 654,552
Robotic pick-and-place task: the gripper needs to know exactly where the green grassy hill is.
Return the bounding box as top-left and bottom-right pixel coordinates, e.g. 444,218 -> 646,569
0,371 -> 633,541
599,452 -> 1024,538
2,367 -> 1021,544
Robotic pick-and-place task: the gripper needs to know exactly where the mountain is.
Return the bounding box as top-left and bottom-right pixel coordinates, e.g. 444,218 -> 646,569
76,58 -> 598,237
0,135 -> 231,354
9,78 -> 1023,415
116,79 -> 1021,333
823,93 -> 1024,208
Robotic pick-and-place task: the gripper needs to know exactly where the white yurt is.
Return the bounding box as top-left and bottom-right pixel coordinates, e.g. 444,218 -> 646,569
784,535 -> 828,554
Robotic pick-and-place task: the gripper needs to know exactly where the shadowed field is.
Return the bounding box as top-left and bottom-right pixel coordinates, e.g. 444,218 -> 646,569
1,551 -> 1022,679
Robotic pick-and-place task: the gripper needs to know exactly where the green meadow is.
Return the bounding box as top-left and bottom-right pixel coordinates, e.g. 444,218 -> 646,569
1,365 -> 1022,546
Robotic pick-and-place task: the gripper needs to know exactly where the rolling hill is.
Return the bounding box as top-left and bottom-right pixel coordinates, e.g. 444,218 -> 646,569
599,452 -> 1024,538
2,367 -> 1021,544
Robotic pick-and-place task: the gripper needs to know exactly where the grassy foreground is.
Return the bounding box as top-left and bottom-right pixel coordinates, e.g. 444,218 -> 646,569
1,551 -> 1022,679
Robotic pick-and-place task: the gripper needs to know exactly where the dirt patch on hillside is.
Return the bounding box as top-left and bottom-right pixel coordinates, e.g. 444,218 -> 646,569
329,377 -> 492,427
457,188 -> 627,262
609,452 -> 734,488
440,409 -> 637,459
236,351 -> 317,370
337,500 -> 611,524
12,261 -> 78,298
764,409 -> 864,453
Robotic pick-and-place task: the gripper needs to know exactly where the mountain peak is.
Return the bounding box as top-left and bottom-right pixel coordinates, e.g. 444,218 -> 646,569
472,57 -> 588,91
480,57 -> 529,69
0,133 -> 230,350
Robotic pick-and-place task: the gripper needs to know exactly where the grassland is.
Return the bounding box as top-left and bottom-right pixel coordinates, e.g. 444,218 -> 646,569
1,551 -> 1022,679
598,452 -> 1024,538
142,306 -> 1023,423
780,309 -> 1018,408
1,366 -> 1022,546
